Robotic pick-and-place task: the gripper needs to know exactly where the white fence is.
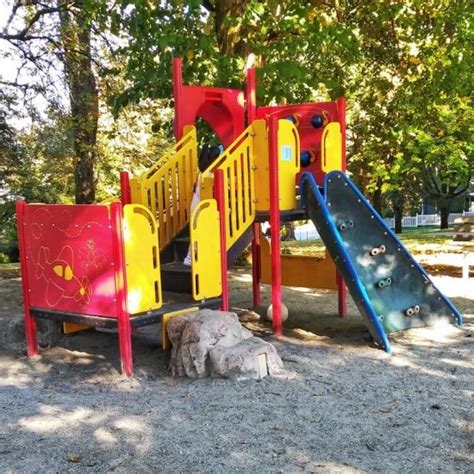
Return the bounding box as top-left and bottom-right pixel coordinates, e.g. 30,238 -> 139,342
383,211 -> 474,229
294,210 -> 474,241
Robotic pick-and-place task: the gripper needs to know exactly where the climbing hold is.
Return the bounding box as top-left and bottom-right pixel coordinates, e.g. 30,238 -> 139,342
370,245 -> 386,256
311,114 -> 324,128
376,277 -> 392,289
300,150 -> 312,167
285,115 -> 297,124
338,220 -> 353,231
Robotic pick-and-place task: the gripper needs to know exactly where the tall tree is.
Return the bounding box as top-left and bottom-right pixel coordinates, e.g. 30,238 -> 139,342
0,0 -> 101,203
59,2 -> 98,203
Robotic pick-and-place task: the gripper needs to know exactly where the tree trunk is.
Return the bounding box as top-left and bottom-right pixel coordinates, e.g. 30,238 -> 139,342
439,205 -> 450,229
394,204 -> 403,234
372,186 -> 382,215
391,191 -> 404,234
213,0 -> 251,56
59,4 -> 98,204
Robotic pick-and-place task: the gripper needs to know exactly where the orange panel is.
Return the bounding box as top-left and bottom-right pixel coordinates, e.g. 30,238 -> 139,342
259,235 -> 337,290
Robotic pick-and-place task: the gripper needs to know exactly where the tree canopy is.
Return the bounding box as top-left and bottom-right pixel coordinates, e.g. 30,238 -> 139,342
0,0 -> 472,246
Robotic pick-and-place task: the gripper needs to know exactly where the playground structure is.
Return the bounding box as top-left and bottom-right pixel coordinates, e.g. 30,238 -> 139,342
17,58 -> 463,376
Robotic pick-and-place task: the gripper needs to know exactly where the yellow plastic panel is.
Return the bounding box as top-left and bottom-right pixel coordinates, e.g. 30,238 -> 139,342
277,119 -> 300,211
200,125 -> 257,250
123,204 -> 162,315
252,119 -> 270,212
260,234 -> 337,290
129,126 -> 198,250
162,306 -> 199,350
321,122 -> 342,172
190,199 -> 222,300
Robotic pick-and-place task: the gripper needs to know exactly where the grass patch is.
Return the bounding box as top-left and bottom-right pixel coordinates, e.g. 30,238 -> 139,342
283,227 -> 470,257
0,262 -> 20,270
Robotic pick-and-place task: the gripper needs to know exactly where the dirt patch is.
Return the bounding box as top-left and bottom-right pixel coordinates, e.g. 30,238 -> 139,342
0,273 -> 473,473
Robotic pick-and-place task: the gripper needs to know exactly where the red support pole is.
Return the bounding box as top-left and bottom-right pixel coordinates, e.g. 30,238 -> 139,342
16,201 -> 38,357
336,271 -> 347,318
268,117 -> 282,336
251,222 -> 261,308
172,57 -> 184,141
246,66 -> 257,125
120,171 -> 132,206
214,169 -> 229,311
336,97 -> 348,317
337,97 -> 347,172
110,202 -> 133,377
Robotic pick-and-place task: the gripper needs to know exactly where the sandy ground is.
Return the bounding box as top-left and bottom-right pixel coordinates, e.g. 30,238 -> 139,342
0,269 -> 473,473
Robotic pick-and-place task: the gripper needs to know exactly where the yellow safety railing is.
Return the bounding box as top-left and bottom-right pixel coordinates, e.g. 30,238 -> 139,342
201,123 -> 259,250
130,126 -> 198,250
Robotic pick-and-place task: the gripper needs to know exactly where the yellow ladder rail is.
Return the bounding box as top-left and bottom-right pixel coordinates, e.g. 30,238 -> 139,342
200,122 -> 262,250
130,126 -> 198,250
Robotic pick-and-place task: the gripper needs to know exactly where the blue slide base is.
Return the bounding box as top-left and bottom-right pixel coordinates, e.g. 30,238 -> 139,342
301,171 -> 462,352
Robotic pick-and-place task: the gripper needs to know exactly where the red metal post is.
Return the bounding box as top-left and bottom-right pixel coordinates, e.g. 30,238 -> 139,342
268,117 -> 283,336
110,202 -> 133,377
172,57 -> 184,141
214,169 -> 229,311
16,201 -> 39,357
246,66 -> 257,125
337,97 -> 347,172
120,171 -> 132,206
251,222 -> 261,308
336,97 -> 348,317
336,271 -> 348,317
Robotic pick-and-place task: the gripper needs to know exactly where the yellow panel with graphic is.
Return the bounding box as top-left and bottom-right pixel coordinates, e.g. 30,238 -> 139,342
123,204 -> 162,315
129,125 -> 198,250
252,119 -> 300,212
321,122 -> 342,172
277,119 -> 300,210
190,199 -> 222,300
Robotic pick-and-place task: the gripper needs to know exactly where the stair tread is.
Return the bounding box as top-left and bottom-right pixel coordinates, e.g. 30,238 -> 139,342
256,208 -> 307,222
174,237 -> 190,244
161,261 -> 191,273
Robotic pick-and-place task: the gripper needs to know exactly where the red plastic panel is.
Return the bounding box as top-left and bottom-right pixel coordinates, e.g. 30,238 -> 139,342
175,85 -> 245,147
22,204 -> 118,317
256,102 -> 343,182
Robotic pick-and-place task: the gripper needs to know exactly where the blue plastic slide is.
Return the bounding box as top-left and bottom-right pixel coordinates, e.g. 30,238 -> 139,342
300,171 -> 463,352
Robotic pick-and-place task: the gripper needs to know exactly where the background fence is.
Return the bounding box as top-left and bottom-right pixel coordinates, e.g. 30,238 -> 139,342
294,211 -> 474,241
383,211 -> 474,229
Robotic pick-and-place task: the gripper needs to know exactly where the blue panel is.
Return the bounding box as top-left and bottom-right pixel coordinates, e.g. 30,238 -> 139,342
300,171 -> 462,352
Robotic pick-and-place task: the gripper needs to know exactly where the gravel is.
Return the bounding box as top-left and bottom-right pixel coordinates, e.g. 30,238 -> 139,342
0,271 -> 472,473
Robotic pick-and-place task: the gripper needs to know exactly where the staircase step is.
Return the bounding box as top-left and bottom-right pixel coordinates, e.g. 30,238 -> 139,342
256,208 -> 307,223
172,237 -> 190,261
161,261 -> 192,294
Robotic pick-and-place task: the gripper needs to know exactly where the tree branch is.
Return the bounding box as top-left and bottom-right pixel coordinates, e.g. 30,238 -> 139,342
0,6 -> 63,41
